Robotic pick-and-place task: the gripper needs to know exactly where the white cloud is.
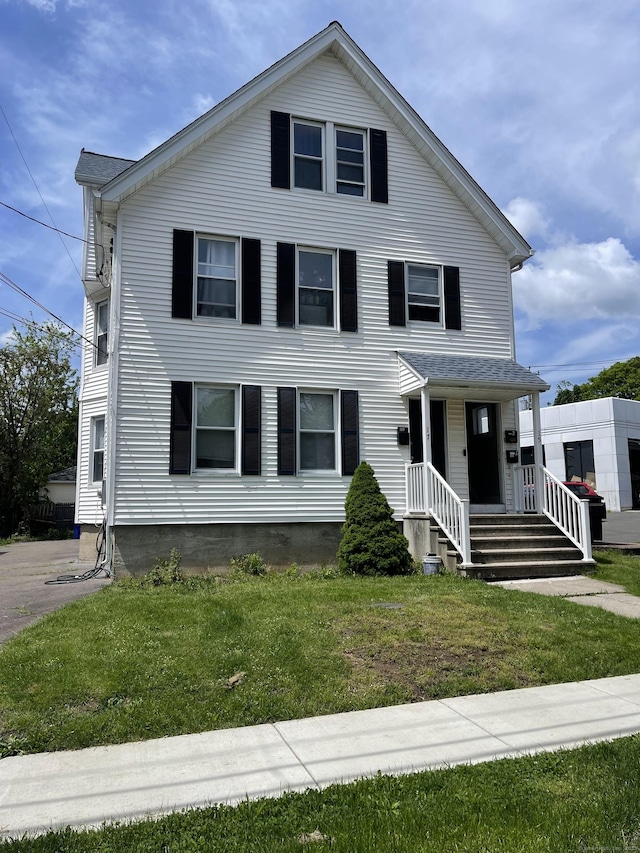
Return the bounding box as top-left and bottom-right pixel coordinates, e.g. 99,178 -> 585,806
22,0 -> 56,10
502,198 -> 550,241
514,237 -> 640,326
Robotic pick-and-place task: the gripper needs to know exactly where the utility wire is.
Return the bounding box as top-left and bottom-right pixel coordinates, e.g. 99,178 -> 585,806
0,200 -> 90,244
0,102 -> 82,279
0,271 -> 98,353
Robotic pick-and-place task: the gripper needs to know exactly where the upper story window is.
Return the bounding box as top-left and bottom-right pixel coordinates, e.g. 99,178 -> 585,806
95,299 -> 109,366
91,416 -> 105,484
298,248 -> 334,327
336,128 -> 365,196
388,261 -> 461,330
196,237 -> 237,319
407,264 -> 441,323
293,121 -> 323,191
271,112 -> 388,204
195,386 -> 237,470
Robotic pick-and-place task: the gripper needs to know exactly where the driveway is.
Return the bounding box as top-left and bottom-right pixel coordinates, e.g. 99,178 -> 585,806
0,540 -> 111,645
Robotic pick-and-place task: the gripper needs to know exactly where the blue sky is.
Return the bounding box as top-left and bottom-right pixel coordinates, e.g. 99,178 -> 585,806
1,0 -> 639,403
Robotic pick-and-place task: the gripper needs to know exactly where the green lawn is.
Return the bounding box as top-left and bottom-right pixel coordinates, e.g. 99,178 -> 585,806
1,552 -> 640,756
3,735 -> 640,851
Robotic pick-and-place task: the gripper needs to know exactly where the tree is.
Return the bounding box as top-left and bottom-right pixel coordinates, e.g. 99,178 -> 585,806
553,357 -> 640,405
337,461 -> 414,576
0,323 -> 79,536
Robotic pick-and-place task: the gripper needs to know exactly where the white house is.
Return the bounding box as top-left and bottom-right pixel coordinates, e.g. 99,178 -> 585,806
74,22 -> 587,577
520,397 -> 640,513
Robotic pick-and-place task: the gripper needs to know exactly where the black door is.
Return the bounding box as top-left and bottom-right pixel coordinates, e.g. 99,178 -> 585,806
408,398 -> 446,477
629,439 -> 640,509
465,402 -> 501,504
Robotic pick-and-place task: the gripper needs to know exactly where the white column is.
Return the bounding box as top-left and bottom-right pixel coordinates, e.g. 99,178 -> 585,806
531,391 -> 543,513
421,386 -> 431,511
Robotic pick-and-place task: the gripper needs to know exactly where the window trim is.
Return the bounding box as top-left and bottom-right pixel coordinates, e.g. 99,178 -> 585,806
90,416 -> 105,485
94,299 -> 109,366
297,246 -> 336,329
406,262 -> 442,325
335,125 -> 367,197
195,235 -> 240,321
298,389 -> 338,473
292,119 -> 325,192
194,385 -> 239,473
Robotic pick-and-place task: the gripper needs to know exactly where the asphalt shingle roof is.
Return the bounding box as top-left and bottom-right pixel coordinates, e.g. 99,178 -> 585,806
399,352 -> 549,389
75,150 -> 136,186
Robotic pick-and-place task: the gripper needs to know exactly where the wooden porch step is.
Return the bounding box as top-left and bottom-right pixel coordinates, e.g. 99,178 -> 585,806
469,547 -> 582,565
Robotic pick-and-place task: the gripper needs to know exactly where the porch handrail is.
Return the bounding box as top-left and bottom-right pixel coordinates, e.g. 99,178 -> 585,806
405,462 -> 425,514
426,462 -> 472,566
542,468 -> 593,561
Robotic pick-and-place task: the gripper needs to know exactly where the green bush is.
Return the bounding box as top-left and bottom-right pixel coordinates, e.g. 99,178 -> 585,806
337,461 -> 413,576
230,552 -> 269,576
140,549 -> 184,586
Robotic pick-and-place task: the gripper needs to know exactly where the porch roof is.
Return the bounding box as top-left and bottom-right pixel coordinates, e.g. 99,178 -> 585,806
398,352 -> 550,400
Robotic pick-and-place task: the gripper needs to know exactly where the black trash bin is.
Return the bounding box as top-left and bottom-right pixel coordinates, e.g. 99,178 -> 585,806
563,482 -> 606,543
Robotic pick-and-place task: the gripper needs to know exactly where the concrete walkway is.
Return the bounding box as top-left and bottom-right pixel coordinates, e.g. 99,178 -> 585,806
2,673 -> 640,840
492,575 -> 640,618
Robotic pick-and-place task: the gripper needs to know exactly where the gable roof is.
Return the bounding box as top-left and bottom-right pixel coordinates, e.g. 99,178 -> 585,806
84,21 -> 532,268
75,150 -> 136,186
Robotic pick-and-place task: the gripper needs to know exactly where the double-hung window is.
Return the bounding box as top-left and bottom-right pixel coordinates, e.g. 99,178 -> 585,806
336,128 -> 365,196
196,237 -> 237,319
299,391 -> 336,471
195,387 -> 236,469
95,300 -> 109,365
91,416 -> 105,484
407,264 -> 441,323
293,120 -> 323,191
298,248 -> 334,327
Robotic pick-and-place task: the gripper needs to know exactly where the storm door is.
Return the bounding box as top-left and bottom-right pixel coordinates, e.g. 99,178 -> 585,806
465,402 -> 501,504
408,398 -> 447,477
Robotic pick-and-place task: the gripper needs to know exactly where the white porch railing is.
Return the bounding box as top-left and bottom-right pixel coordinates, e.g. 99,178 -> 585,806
515,464 -> 593,561
406,462 -> 472,566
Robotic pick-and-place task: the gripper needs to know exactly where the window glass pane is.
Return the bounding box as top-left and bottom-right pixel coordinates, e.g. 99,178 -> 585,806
337,163 -> 364,183
196,430 -> 235,468
97,301 -> 109,334
197,388 -> 235,427
408,265 -> 439,297
300,433 -> 335,470
197,278 -> 237,318
294,158 -> 322,190
336,129 -> 363,152
299,290 -> 333,326
94,418 -> 105,450
198,239 -> 235,278
294,123 -> 322,157
299,252 -> 332,289
300,393 -> 334,430
92,451 -> 104,483
337,183 -> 364,197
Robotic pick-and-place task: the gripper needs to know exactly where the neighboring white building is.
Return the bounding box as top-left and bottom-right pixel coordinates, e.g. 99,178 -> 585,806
74,22 -> 550,575
40,467 -> 77,505
520,398 -> 640,512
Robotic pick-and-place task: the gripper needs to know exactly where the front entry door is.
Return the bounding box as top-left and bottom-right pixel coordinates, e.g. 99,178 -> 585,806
465,402 -> 501,504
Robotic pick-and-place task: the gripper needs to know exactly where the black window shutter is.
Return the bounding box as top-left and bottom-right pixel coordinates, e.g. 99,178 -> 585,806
388,260 -> 406,326
172,230 -> 194,319
242,385 -> 262,475
241,238 -> 261,325
277,387 -> 296,475
339,249 -> 358,332
271,111 -> 291,189
276,242 -> 296,327
370,129 -> 388,204
170,381 -> 192,474
443,266 -> 462,330
341,390 -> 360,476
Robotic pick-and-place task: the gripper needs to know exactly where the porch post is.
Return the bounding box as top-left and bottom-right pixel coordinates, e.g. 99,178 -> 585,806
421,385 -> 431,511
531,391 -> 544,513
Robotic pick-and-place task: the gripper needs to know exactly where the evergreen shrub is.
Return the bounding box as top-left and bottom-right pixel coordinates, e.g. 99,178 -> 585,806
337,461 -> 413,576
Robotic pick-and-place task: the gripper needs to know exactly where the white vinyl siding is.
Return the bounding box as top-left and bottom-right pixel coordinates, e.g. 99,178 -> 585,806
98,52 -> 516,526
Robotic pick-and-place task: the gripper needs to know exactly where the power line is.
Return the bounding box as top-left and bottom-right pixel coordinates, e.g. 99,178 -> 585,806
0,200 -> 90,244
0,271 -> 98,353
0,102 -> 82,280
0,305 -> 94,355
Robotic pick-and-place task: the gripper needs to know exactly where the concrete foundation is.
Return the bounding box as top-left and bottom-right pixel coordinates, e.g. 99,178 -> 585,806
80,521 -> 344,576
403,515 -> 431,560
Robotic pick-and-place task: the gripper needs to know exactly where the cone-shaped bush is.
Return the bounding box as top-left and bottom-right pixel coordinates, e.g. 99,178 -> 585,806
338,461 -> 413,576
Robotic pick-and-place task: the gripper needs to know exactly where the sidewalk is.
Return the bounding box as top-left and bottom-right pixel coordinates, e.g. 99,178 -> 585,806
2,673 -> 640,841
